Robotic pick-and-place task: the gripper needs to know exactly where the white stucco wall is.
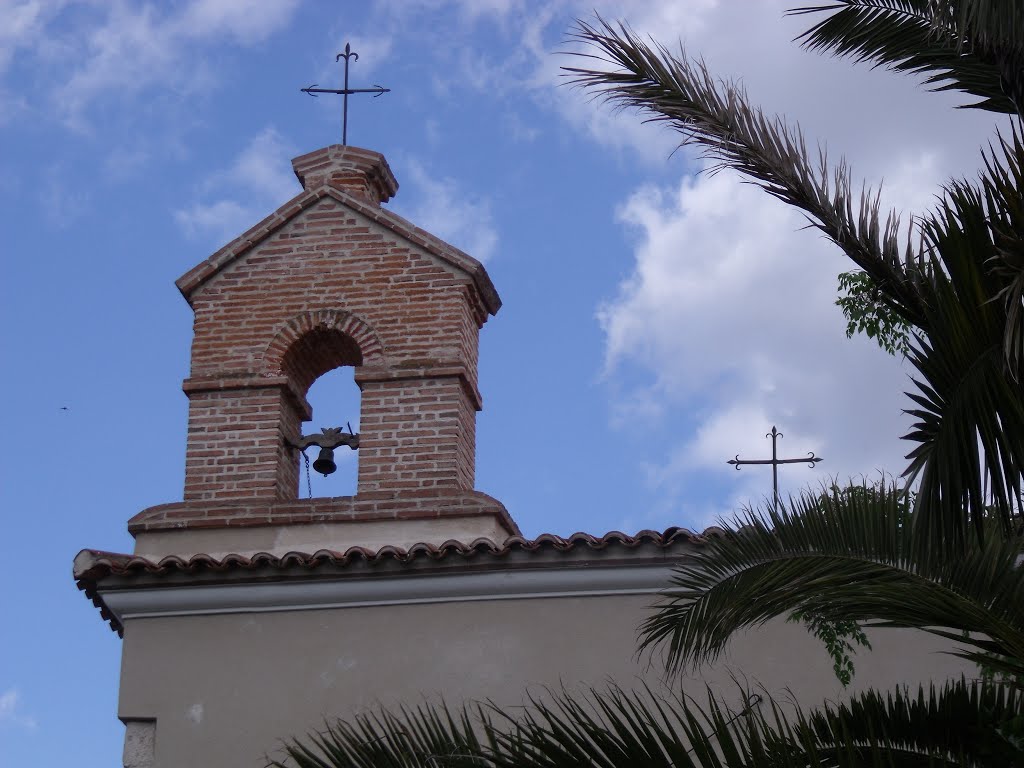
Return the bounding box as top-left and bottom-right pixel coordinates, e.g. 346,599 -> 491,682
114,588 -> 973,768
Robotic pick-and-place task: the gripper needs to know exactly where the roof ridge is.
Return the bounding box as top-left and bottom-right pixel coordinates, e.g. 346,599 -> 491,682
74,525 -> 713,580
174,183 -> 500,315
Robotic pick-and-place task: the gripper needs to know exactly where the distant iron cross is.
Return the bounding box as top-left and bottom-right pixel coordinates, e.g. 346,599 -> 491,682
727,426 -> 822,511
301,43 -> 390,145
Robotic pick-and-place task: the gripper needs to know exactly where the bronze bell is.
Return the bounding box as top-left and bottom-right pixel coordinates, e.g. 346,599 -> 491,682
312,447 -> 337,476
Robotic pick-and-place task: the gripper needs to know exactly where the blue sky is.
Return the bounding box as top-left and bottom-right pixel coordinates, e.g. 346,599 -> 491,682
0,0 -> 1008,763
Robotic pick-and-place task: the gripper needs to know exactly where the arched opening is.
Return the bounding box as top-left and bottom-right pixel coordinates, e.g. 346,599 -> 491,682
279,327 -> 362,394
279,327 -> 363,499
302,365 -> 361,497
266,310 -> 385,501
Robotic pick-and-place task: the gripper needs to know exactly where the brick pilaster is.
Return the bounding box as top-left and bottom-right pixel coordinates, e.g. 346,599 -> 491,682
182,377 -> 308,502
356,371 -> 478,493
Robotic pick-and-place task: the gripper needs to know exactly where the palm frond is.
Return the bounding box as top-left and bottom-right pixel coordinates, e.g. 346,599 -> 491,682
903,138 -> 1024,544
805,679 -> 1024,765
268,680 -> 1023,767
563,17 -> 928,330
566,16 -> 1024,551
266,701 -> 500,768
980,127 -> 1024,378
637,485 -> 1024,679
790,1 -> 1024,117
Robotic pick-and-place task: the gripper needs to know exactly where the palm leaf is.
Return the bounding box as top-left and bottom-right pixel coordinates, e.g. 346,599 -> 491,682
790,1 -> 1024,117
563,17 -> 928,331
637,485 -> 1024,679
979,127 -> 1024,379
804,679 -> 1024,765
268,680 -> 1023,767
902,136 -> 1024,545
266,701 -> 500,767
565,16 -> 1024,551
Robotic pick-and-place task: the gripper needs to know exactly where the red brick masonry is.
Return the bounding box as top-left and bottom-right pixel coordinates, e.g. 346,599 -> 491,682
170,144 -> 504,514
128,488 -> 519,534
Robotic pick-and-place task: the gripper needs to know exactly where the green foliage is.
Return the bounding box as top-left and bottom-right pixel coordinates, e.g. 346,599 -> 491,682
790,610 -> 871,687
637,485 -> 1024,681
835,270 -> 912,355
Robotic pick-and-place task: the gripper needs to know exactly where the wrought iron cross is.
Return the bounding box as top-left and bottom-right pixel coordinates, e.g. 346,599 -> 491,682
727,426 -> 822,511
301,43 -> 390,145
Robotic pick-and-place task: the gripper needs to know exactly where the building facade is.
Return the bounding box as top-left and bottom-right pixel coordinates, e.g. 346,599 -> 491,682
75,144 -> 970,768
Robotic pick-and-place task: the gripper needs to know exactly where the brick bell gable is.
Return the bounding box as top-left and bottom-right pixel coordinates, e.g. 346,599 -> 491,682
127,145 -> 517,546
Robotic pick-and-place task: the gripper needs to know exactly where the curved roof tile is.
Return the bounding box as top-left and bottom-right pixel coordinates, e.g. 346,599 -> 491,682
74,527 -> 724,634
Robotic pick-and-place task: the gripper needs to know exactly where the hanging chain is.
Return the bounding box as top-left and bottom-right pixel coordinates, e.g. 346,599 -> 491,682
303,451 -> 312,499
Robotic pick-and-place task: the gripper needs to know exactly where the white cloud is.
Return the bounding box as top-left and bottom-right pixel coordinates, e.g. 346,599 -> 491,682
0,0 -> 61,74
0,688 -> 16,717
39,161 -> 90,227
57,5 -> 190,127
538,0 -> 719,164
377,0 -> 523,23
175,127 -> 297,243
178,0 -> 302,43
175,198 -> 253,240
396,160 -> 499,262
102,144 -> 152,181
0,688 -> 37,729
220,128 -> 299,200
499,0 -> 1007,174
543,0 -> 1008,515
342,35 -> 394,75
600,169 -> 917,503
367,0 -> 561,109
13,0 -> 301,129
0,0 -> 65,124
457,0 -> 521,19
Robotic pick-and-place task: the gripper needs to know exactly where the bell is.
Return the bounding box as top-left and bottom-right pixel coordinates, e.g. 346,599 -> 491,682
312,447 -> 337,476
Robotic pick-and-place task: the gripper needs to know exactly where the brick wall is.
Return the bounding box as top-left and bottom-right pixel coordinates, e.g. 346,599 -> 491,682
356,375 -> 476,493
175,148 -> 498,504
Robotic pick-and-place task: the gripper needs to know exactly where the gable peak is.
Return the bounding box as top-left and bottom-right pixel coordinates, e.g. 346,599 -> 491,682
291,145 -> 398,204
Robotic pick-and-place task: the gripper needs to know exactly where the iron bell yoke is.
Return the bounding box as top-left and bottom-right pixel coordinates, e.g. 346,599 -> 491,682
293,426 -> 360,477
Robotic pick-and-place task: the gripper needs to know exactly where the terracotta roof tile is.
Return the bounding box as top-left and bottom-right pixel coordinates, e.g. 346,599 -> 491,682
75,527 -> 722,634
77,527 -> 719,579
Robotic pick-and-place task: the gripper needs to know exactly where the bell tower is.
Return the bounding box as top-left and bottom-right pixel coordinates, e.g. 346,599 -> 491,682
129,145 -> 518,558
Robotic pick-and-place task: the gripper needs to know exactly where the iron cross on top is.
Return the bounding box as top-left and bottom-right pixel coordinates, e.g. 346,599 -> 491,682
301,43 -> 390,145
727,426 -> 822,511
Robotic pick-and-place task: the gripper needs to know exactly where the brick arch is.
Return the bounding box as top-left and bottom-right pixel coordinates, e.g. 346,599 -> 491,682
263,310 -> 386,395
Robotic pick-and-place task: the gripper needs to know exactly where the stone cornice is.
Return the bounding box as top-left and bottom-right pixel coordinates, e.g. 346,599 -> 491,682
96,562 -> 677,626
